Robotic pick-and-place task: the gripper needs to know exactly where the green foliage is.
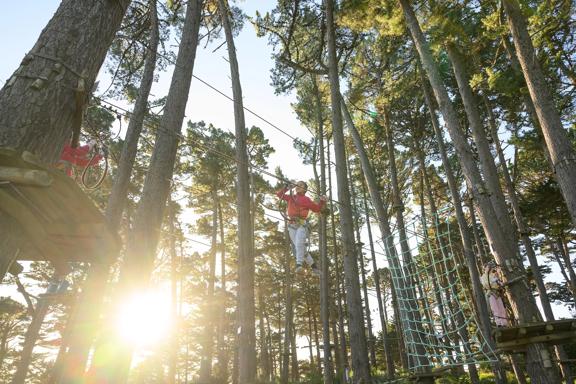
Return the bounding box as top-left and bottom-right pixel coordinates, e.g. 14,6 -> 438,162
340,0 -> 405,36
104,0 -> 172,99
0,297 -> 28,381
6,0 -> 576,382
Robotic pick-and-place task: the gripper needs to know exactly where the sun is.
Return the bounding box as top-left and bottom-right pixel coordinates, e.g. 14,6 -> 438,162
114,289 -> 172,348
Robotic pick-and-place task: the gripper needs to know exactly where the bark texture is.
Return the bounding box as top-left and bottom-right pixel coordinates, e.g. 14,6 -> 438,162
446,44 -> 518,249
324,1 -> 371,382
313,77 -> 334,384
0,0 -> 130,280
0,0 -> 129,161
421,79 -> 507,383
399,0 -> 559,381
106,0 -> 160,231
57,3 -> 161,377
341,97 -> 412,377
85,1 -> 203,381
486,100 -> 573,383
327,141 -> 349,382
502,0 -> 576,227
217,1 -> 256,382
199,194 -> 219,382
362,184 -> 395,378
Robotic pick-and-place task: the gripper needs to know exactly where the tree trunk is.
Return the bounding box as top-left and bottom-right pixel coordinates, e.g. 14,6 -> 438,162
258,286 -> 271,382
216,200 -> 229,383
558,237 -> 576,296
0,0 -> 129,162
312,75 -> 334,383
382,110 -> 432,372
420,41 -> 508,384
199,192 -> 219,382
325,1 -> 371,380
554,238 -> 576,304
362,182 -> 395,378
11,293 -> 52,384
306,300 -> 315,371
501,35 -> 554,171
341,96 -> 420,376
357,246 -> 377,368
446,44 -> 519,251
327,138 -> 348,381
417,151 -> 480,384
85,1 -> 203,381
106,0 -> 159,231
217,1 -> 256,382
312,308 -> 322,373
265,310 -> 275,378
399,1 -> 559,381
485,99 -> 550,318
168,203 -> 178,384
502,0 -> 576,227
347,158 -> 377,369
486,99 -> 574,383
0,0 -> 130,279
291,322 -> 299,382
281,226 -> 293,384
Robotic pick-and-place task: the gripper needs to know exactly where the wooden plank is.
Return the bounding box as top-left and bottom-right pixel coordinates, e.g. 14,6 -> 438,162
0,149 -> 119,264
0,148 -> 18,157
0,166 -> 52,186
46,173 -> 91,219
0,150 -> 30,170
46,222 -> 98,237
21,151 -> 45,168
19,183 -> 69,223
494,319 -> 576,343
0,189 -> 61,261
497,331 -> 576,351
1,151 -> 78,222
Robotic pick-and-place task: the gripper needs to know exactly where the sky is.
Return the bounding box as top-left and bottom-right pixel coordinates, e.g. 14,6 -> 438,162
0,0 -> 572,355
0,1 -> 314,183
0,0 -> 323,278
0,0 -> 332,361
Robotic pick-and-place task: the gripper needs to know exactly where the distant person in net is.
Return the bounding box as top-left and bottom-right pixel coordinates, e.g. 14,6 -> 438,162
481,261 -> 510,327
276,180 -> 326,276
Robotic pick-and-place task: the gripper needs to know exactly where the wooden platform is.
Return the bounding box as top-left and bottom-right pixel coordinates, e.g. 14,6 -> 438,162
0,148 -> 119,269
494,319 -> 576,352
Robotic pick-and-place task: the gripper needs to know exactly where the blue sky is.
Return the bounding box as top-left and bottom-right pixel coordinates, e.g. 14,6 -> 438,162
0,1 -> 315,184
0,0 -> 327,358
1,0 -> 571,327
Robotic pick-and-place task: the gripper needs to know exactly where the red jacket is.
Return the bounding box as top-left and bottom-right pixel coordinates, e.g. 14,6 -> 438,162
59,143 -> 103,176
276,187 -> 325,219
60,143 -> 102,168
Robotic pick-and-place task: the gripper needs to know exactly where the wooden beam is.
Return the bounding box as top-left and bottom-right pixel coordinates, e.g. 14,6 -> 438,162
497,330 -> 576,352
0,166 -> 52,186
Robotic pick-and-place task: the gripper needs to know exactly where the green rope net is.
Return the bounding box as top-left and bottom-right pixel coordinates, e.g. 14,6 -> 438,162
381,209 -> 498,374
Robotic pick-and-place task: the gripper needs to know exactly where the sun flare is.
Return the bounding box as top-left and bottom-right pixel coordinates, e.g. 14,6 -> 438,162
115,289 -> 172,347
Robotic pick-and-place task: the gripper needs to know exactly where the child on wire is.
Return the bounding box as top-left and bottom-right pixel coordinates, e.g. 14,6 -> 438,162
276,180 -> 327,276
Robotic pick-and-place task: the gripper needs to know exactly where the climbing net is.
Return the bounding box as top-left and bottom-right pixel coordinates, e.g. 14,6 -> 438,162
382,209 -> 498,373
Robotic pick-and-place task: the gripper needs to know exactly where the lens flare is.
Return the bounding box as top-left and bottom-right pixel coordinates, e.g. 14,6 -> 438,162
115,289 -> 171,347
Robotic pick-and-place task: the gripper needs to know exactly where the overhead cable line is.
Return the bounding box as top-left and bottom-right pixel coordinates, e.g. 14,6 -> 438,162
96,97 -> 416,256
94,97 -> 401,256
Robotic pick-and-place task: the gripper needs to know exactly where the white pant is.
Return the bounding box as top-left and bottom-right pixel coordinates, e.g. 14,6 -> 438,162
288,223 -> 314,266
